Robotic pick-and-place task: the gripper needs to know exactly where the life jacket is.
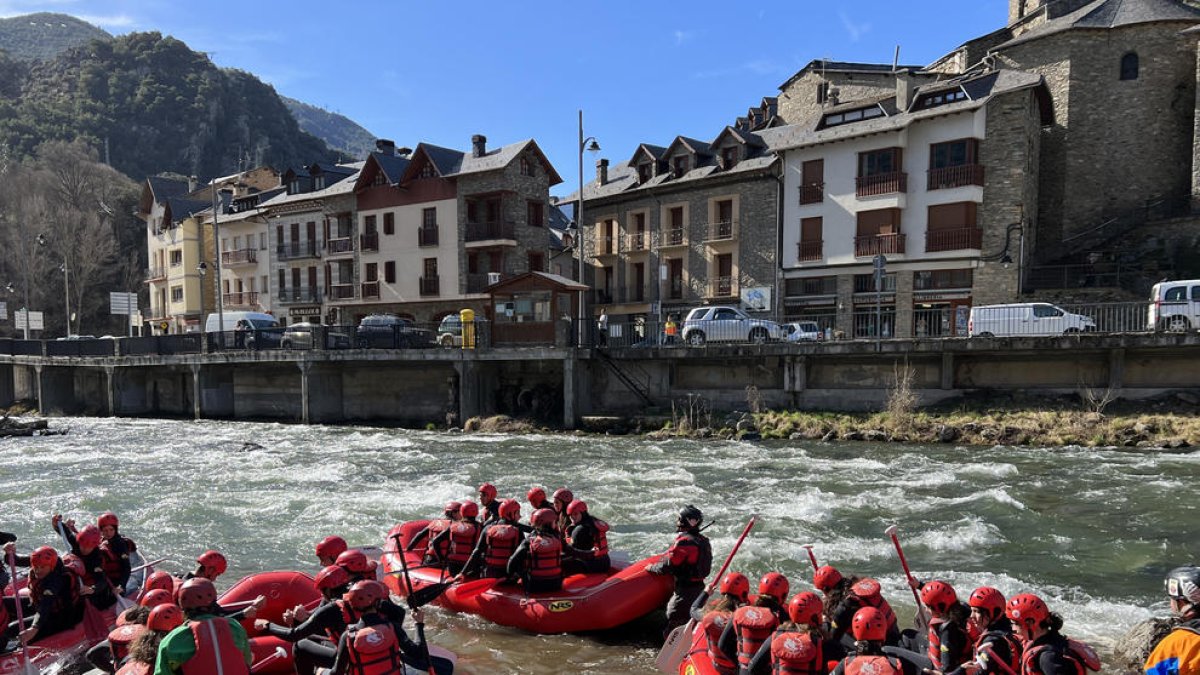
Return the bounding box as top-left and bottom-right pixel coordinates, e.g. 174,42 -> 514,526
181,617 -> 250,675
697,610 -> 736,671
424,519 -> 451,561
856,588 -> 898,636
342,621 -> 404,675
528,533 -> 562,580
483,523 -> 521,569
734,605 -> 779,668
927,616 -> 971,667
325,599 -> 361,645
843,654 -> 902,675
975,628 -> 1022,674
670,531 -> 713,583
446,520 -> 481,565
108,623 -> 147,662
99,546 -> 125,587
588,519 -> 610,558
30,564 -> 80,619
1020,636 -> 1100,675
115,663 -> 152,675
770,630 -> 823,675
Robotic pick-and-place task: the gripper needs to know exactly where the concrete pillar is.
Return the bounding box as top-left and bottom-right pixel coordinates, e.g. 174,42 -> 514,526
0,363 -> 13,409
784,356 -> 807,392
105,366 -> 116,417
299,361 -> 311,424
456,360 -> 482,423
36,366 -> 75,415
941,352 -> 955,390
835,274 -> 854,337
190,364 -> 202,421
1108,348 -> 1125,391
894,271 -> 914,338
563,354 -> 577,428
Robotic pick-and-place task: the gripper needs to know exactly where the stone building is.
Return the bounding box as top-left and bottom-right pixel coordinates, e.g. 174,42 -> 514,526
576,126 -> 779,323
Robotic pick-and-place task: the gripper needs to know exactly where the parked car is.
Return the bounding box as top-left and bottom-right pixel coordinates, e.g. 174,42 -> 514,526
1148,279 -> 1200,331
281,322 -> 352,349
680,305 -> 784,345
356,314 -> 434,349
783,321 -> 823,343
55,334 -> 97,341
968,302 -> 1096,337
437,314 -> 463,347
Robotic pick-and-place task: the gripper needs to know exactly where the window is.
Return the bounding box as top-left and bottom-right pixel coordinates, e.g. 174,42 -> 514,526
915,269 -> 973,290
927,202 -> 978,230
1033,304 -> 1063,318
278,270 -> 285,293
364,263 -> 378,282
371,171 -> 387,187
913,89 -> 968,110
314,176 -> 325,190
169,250 -> 182,266
672,155 -> 689,177
364,214 -> 377,234
259,233 -> 266,250
800,159 -> 824,204
520,157 -> 533,176
799,217 -> 823,261
527,201 -> 544,227
1120,52 -> 1139,81
383,212 -> 394,235
821,105 -> 884,128
816,81 -> 830,104
528,251 -> 544,272
721,146 -> 739,169
785,276 -> 837,296
261,275 -> 268,296
638,163 -> 653,183
233,235 -> 241,250
423,208 -> 437,228
859,148 -> 901,176
384,261 -> 396,283
170,286 -> 183,302
419,163 -> 436,179
857,208 -> 901,236
854,273 -> 896,293
423,258 -> 438,278
930,139 -> 978,169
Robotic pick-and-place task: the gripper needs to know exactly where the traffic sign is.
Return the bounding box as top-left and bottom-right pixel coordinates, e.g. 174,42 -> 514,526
0,301 -> 6,320
110,292 -> 138,315
15,310 -> 43,330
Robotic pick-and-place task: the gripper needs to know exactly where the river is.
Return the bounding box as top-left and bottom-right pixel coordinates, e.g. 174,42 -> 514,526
1,417 -> 1196,673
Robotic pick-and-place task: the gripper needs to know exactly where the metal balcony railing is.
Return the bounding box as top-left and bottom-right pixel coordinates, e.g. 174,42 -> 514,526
596,236 -> 617,256
465,221 -> 515,242
418,226 -> 438,247
798,240 -> 823,262
927,164 -> 985,190
855,233 -> 906,257
420,276 -> 440,296
145,266 -> 167,281
799,182 -> 824,205
704,220 -> 736,242
277,241 -> 321,260
926,227 -> 983,252
223,291 -> 260,308
626,231 -> 649,251
277,287 -> 321,304
708,277 -> 735,298
222,248 -> 257,266
856,171 -> 908,197
660,228 -> 685,247
329,283 -> 357,300
361,281 -> 380,299
360,232 -> 379,252
327,237 -> 355,255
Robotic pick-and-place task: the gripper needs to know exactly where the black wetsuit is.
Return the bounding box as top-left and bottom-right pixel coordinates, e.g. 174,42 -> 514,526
564,515 -> 610,574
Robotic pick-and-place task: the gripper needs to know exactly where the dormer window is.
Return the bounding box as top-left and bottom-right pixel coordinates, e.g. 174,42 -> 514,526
821,105 -> 885,129
721,147 -> 739,169
289,180 -> 301,194
372,172 -> 387,187
419,163 -> 437,179
672,156 -> 689,178
314,176 -> 325,190
913,88 -> 968,111
638,163 -> 653,183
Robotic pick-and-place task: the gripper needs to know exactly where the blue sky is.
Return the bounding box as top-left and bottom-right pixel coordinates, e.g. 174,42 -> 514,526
1,1 -> 1006,193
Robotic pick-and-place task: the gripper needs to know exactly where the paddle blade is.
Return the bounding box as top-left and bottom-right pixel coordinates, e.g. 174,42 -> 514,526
655,619 -> 693,673
452,578 -> 499,600
408,581 -> 453,609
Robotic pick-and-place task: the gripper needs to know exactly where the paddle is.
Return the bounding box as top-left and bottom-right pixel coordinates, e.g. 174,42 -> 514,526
250,645 -> 288,673
394,534 -> 437,675
6,547 -> 37,675
801,543 -> 819,571
884,524 -> 929,628
655,514 -> 758,674
883,645 -> 934,672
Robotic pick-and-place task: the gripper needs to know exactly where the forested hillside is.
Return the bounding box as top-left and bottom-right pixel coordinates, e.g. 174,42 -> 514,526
0,12 -> 109,62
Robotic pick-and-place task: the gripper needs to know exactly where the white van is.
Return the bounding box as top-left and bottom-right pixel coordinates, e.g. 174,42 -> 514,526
204,311 -> 279,333
968,303 -> 1095,337
1147,279 -> 1200,331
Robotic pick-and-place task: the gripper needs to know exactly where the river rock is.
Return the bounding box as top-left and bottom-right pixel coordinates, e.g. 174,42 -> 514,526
736,418 -> 757,433
937,425 -> 961,443
821,430 -> 838,442
843,430 -> 864,441
864,429 -> 888,442
789,432 -> 804,440
1112,616 -> 1178,671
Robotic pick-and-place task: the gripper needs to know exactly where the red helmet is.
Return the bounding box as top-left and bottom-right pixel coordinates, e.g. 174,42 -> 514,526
61,553 -> 86,577
30,545 -> 58,568
719,572 -> 750,602
196,550 -> 227,576
478,483 -> 497,500
343,579 -> 387,611
443,501 -> 462,516
552,488 -> 574,505
566,500 -> 588,517
920,580 -> 958,613
148,604 -> 184,632
459,500 -> 479,519
531,507 -> 557,529
315,564 -> 352,591
178,578 -> 218,610
315,535 -> 348,560
144,570 -> 175,593
140,588 -> 174,608
758,572 -> 790,603
98,511 -> 119,529
1005,593 -> 1050,627
335,549 -> 375,575
852,578 -> 883,604
968,587 -> 1007,619
787,591 -> 825,626
526,487 -> 546,504
499,499 -> 521,521
852,606 -> 888,641
813,565 -> 843,592
77,524 -> 102,550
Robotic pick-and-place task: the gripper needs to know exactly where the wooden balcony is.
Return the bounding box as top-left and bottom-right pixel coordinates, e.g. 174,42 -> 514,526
703,220 -> 737,243
222,248 -> 257,266
418,225 -> 438,247
361,281 -> 380,299
799,183 -> 824,205
798,240 -> 823,262
326,237 -> 355,256
925,226 -> 982,252
626,231 -> 650,252
359,232 -> 379,252
855,233 -> 906,257
856,172 -> 908,197
927,164 -> 985,191
465,221 -> 516,243
420,276 -> 440,296
659,228 -> 686,248
223,291 -> 259,308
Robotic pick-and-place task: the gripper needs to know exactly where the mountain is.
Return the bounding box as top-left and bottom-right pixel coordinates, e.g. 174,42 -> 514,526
0,12 -> 110,62
0,30 -> 337,181
282,96 -> 377,161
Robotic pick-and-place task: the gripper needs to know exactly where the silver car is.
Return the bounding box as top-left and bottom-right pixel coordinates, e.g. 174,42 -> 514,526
680,306 -> 783,345
281,322 -> 352,349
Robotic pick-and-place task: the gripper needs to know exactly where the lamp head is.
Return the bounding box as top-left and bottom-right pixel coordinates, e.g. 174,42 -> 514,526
1000,252 -> 1013,269
197,262 -> 208,276
586,139 -> 601,154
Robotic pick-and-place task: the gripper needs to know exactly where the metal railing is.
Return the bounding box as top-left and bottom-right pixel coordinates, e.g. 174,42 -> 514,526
926,227 -> 982,252
856,171 -> 907,197
708,277 -> 735,298
223,291 -> 259,308
418,226 -> 438,247
660,228 -> 685,247
626,231 -> 649,251
855,233 -> 906,257
329,284 -> 357,300
927,164 -> 985,190
361,281 -> 380,299
360,232 -> 379,252
596,236 -> 617,255
704,220 -> 736,242
277,287 -> 322,304
465,221 -> 515,242
222,248 -> 258,266
326,237 -> 354,255
145,266 -> 167,281
798,240 -> 823,262
799,183 -> 824,205
277,241 -> 321,260
466,272 -> 512,293
420,276 -> 440,296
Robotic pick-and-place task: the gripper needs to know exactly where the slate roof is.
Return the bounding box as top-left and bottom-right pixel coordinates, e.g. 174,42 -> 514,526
999,0 -> 1200,48
165,196 -> 211,223
258,162 -> 363,211
371,152 -> 410,183
401,139 -> 562,185
779,60 -> 926,90
146,175 -> 191,202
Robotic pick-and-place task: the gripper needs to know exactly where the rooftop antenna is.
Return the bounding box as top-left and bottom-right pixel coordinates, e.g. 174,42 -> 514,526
892,45 -> 901,72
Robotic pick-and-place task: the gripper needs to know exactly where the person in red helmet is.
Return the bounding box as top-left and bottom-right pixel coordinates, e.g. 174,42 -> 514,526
507,508 -> 563,593
326,580 -> 442,675
1006,594 -> 1099,675
3,541 -> 84,644
552,487 -> 574,534
648,504 -> 713,638
458,498 -> 531,580
189,549 -> 228,581
430,500 -> 481,575
828,576 -> 900,648
315,536 -> 349,567
406,501 -> 461,566
94,511 -> 138,593
55,519 -> 118,611
721,573 -> 788,674
563,500 -> 610,574
916,580 -> 972,674
688,572 -> 750,675
138,570 -> 175,604
939,586 -> 1022,675
526,487 -> 553,513
87,607 -> 150,673
831,607 -> 904,675
335,549 -> 379,583
254,565 -> 361,675
1146,565 -> 1200,675
118,604 -> 184,675
748,590 -> 846,674
478,482 -> 500,523
154,577 -> 252,674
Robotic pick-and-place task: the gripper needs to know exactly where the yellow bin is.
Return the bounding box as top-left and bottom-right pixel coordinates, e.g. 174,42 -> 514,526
460,308 -> 475,349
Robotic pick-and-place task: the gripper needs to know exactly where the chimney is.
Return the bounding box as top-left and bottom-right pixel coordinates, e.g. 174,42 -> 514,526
375,139 -> 396,156
188,175 -> 198,193
471,134 -> 487,158
596,158 -> 609,186
396,146 -> 412,158
895,69 -> 916,111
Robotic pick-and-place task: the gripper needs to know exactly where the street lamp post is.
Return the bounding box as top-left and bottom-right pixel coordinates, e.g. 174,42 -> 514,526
59,263 -> 70,337
197,262 -> 208,333
577,109 -> 600,341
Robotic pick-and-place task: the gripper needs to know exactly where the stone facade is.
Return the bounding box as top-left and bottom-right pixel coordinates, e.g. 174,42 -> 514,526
777,66 -> 938,128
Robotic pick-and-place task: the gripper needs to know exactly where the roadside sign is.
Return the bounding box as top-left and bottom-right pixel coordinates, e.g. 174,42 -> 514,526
15,310 -> 44,330
873,254 -> 886,291
110,292 -> 138,315
0,301 -> 6,320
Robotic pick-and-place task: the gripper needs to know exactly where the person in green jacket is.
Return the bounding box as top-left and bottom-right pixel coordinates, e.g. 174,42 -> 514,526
153,577 -> 251,675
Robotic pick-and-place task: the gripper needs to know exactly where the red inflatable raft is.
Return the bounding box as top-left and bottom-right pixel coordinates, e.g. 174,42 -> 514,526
677,623 -> 724,675
382,520 -> 673,634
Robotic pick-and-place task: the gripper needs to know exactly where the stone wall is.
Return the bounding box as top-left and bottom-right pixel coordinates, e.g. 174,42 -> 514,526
777,70 -> 937,128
